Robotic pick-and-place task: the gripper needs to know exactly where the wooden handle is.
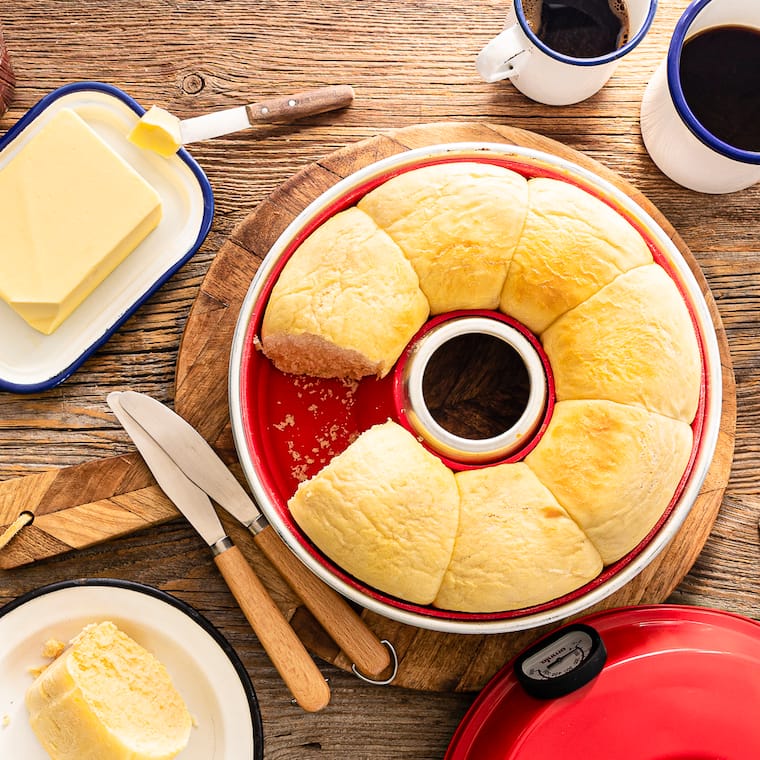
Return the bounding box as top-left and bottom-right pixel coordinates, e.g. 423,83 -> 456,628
245,85 -> 354,124
214,544 -> 330,712
255,525 -> 391,678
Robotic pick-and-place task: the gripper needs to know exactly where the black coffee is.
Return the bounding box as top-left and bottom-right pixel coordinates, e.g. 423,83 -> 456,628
679,25 -> 760,153
523,0 -> 629,58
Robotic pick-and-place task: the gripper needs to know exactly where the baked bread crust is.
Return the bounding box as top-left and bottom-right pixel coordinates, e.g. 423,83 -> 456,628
542,263 -> 702,424
435,463 -> 603,612
525,399 -> 693,565
358,162 -> 529,314
501,177 -> 653,334
289,421 -> 460,605
261,206 -> 429,379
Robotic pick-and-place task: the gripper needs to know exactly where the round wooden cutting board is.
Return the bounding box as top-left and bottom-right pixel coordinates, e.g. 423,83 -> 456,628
173,122 -> 736,693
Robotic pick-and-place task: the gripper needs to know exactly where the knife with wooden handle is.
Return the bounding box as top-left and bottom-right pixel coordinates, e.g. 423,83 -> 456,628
129,85 -> 355,156
115,390 -> 392,680
107,392 -> 331,712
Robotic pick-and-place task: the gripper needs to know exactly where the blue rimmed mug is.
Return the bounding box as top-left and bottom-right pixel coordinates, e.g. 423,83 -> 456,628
476,0 -> 657,106
640,0 -> 760,194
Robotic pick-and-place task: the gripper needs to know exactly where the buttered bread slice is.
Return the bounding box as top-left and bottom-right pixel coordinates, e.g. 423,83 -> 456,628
26,621 -> 191,760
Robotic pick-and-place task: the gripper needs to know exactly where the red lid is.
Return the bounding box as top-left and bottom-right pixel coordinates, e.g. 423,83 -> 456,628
446,605 -> 760,759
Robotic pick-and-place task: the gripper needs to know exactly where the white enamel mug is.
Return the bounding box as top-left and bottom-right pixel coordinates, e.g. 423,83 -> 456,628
640,0 -> 760,194
476,0 -> 657,105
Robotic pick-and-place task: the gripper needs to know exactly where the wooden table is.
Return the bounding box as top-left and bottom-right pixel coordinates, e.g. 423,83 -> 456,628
1,1 -> 759,757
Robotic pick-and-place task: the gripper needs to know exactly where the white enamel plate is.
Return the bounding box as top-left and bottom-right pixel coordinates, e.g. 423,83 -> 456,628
0,579 -> 263,759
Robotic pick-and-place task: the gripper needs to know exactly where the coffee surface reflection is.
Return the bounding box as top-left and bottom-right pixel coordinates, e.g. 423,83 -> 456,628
523,0 -> 630,58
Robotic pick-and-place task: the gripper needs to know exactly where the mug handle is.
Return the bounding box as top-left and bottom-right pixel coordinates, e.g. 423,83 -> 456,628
476,25 -> 531,83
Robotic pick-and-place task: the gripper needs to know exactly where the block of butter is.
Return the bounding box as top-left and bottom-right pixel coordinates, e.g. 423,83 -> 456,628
0,108 -> 162,334
25,621 -> 192,760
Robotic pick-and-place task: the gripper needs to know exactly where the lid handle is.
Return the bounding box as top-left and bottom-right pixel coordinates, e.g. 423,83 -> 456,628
514,623 -> 607,699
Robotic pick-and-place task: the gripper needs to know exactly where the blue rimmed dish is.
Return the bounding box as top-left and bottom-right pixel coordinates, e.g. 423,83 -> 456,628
0,82 -> 214,393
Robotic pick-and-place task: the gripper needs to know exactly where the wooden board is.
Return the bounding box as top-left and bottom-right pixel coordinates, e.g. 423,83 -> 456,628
0,123 -> 736,692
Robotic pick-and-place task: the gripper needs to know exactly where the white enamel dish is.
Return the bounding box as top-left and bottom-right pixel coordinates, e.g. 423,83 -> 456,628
0,82 -> 214,393
0,579 -> 263,759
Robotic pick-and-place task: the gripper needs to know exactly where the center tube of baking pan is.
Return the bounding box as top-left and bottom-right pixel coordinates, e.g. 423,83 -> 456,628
398,314 -> 548,464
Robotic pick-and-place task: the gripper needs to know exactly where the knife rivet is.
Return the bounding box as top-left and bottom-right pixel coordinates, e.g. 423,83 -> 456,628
260,106 -> 269,115
288,99 -> 296,107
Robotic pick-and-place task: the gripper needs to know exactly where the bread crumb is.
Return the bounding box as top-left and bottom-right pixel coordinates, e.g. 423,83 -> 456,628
27,635 -> 68,678
2,713 -> 10,728
42,638 -> 66,659
273,414 -> 295,431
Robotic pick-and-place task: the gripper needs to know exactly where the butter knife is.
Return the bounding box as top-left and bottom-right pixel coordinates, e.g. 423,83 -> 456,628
115,390 -> 392,680
129,85 -> 355,156
107,392 -> 331,712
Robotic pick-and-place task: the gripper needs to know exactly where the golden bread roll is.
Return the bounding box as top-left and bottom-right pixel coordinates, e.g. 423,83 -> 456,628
500,177 -> 652,333
525,399 -> 693,565
261,206 -> 429,379
434,463 -> 603,612
542,263 -> 702,423
26,621 -> 191,760
358,162 -> 528,314
289,420 -> 460,605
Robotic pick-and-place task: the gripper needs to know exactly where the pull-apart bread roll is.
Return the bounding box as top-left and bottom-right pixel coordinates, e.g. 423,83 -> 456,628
289,420 -> 460,605
541,263 -> 702,424
358,162 -> 529,314
500,177 -> 653,333
261,207 -> 429,379
525,399 -> 693,565
261,162 -> 703,614
434,463 -> 603,613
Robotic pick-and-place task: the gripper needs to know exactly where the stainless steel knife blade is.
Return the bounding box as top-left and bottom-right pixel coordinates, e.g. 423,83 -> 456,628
107,391 -> 332,711
117,390 -> 266,532
107,392 -> 228,548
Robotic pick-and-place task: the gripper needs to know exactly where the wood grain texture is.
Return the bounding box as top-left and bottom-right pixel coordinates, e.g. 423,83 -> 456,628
0,1 -> 758,757
0,26 -> 13,117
